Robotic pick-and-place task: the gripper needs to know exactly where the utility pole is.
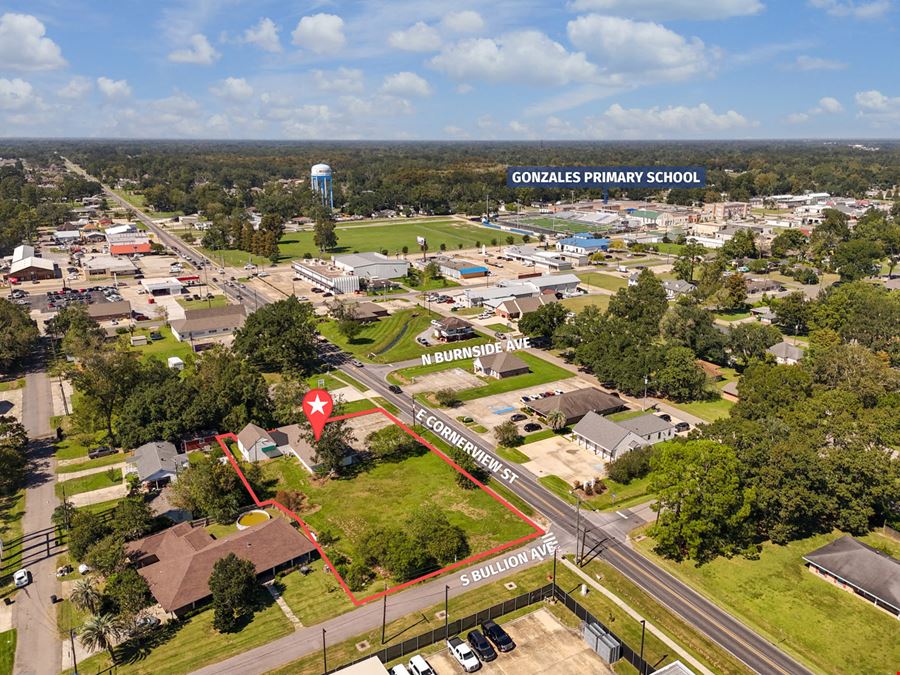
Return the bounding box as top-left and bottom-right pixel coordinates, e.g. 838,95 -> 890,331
381,585 -> 388,644
639,619 -> 646,675
642,375 -> 649,411
69,629 -> 79,675
444,585 -> 450,638
573,494 -> 582,565
322,628 -> 327,674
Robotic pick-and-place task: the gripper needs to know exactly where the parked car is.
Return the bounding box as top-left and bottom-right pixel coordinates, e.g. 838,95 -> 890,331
523,423 -> 541,432
466,629 -> 497,662
149,332 -> 163,340
389,384 -> 403,394
510,413 -> 527,422
480,620 -> 515,652
674,422 -> 690,432
388,666 -> 411,675
657,413 -> 672,422
88,446 -> 117,460
13,569 -> 30,588
407,654 -> 436,675
495,333 -> 506,340
351,359 -> 363,368
448,636 -> 481,672
129,615 -> 161,636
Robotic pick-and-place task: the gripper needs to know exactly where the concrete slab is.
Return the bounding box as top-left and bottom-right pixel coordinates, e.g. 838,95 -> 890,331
424,608 -> 614,675
520,436 -> 607,485
401,368 -> 485,395
56,462 -> 125,482
344,412 -> 393,448
69,484 -> 128,507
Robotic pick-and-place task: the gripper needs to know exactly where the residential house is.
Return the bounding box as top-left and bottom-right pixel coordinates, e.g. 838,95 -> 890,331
125,441 -> 189,487
661,279 -> 696,300
495,295 -> 557,320
170,305 -> 246,343
747,278 -> 784,295
237,422 -> 354,473
127,518 -> 316,615
433,316 -> 475,342
474,352 -> 530,379
573,412 -> 674,460
236,423 -> 283,462
767,341 -> 805,365
527,387 -> 625,425
344,301 -> 389,322
751,306 -> 775,324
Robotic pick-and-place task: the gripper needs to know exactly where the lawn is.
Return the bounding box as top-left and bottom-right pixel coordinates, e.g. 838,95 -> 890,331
484,323 -> 510,333
126,325 -> 193,364
588,475 -> 652,511
56,598 -> 89,636
713,309 -> 752,321
56,451 -> 129,474
55,468 -> 122,498
576,271 -> 628,292
561,294 -> 611,313
521,428 -> 563,445
176,294 -> 230,310
634,530 -> 900,675
0,379 -> 24,392
258,450 -> 535,583
63,589 -> 292,675
607,408 -> 649,422
0,492 -> 26,586
495,446 -> 530,463
672,395 -> 734,423
409,276 -> 461,291
277,559 -> 355,626
319,308 -> 492,364
0,629 -> 15,675
110,188 -> 181,219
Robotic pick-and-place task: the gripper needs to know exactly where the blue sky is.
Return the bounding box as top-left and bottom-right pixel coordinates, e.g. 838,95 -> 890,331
0,0 -> 898,139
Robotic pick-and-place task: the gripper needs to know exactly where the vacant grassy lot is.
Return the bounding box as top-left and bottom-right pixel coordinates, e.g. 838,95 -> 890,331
0,629 -> 15,675
672,395 -> 734,422
0,492 -> 26,587
634,530 -> 900,674
176,294 -> 229,310
278,559 -> 355,625
319,308 -> 491,364
63,589 -> 292,675
409,276 -> 461,291
258,450 -> 535,584
712,309 -> 752,322
55,468 -> 122,498
56,450 -> 128,474
561,293 -> 611,313
590,475 -> 652,511
110,188 -> 181,219
125,325 -> 193,364
576,271 -> 628,292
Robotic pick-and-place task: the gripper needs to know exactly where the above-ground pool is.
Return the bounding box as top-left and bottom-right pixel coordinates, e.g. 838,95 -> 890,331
236,509 -> 271,529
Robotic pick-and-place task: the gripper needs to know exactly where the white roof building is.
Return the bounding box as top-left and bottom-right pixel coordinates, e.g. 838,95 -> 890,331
105,224 -> 137,236
332,252 -> 410,280
12,245 -> 34,262
10,256 -> 56,275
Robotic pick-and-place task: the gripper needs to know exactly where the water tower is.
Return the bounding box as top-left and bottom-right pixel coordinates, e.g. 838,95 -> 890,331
310,163 -> 333,209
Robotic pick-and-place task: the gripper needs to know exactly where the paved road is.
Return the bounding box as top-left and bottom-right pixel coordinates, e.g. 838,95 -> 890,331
65,159 -> 810,675
14,368 -> 63,675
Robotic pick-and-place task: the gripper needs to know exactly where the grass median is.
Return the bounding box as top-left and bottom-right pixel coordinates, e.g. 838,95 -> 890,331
55,468 -> 123,498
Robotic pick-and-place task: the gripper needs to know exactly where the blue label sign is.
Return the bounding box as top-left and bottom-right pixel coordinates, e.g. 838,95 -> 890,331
507,166 -> 706,189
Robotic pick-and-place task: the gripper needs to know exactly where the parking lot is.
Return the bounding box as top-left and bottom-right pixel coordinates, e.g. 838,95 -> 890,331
417,608 -> 613,675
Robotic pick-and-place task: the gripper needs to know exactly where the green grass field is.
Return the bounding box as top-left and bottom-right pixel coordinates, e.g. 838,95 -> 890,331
258,451 -> 535,583
576,271 -> 628,292
176,294 -> 230,310
561,293 -> 611,313
126,325 -> 194,364
713,309 -> 752,322
672,395 -> 734,422
410,276 -> 461,291
0,629 -> 15,675
319,308 -> 492,364
484,323 -> 510,333
0,379 -> 24,392
64,588 -> 292,675
0,492 -> 26,587
495,446 -> 530,463
634,530 -> 900,674
589,475 -> 652,511
55,468 -> 122,498
277,559 -> 355,625
56,451 -> 129,474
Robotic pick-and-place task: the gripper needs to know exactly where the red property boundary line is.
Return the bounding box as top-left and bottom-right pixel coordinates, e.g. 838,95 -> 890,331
214,407 -> 545,607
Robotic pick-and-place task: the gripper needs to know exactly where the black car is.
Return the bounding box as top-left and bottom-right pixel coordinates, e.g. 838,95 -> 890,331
466,630 -> 497,662
657,413 -> 672,422
523,423 -> 541,432
480,620 -> 515,652
510,413 -> 527,422
388,384 -> 403,394
674,421 -> 690,432
88,446 -> 118,460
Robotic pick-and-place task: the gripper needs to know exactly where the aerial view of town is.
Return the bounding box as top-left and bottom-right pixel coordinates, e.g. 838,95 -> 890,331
0,2 -> 898,675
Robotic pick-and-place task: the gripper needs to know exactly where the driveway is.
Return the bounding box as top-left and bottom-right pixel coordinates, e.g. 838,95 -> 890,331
519,436 -> 607,485
69,484 -> 128,508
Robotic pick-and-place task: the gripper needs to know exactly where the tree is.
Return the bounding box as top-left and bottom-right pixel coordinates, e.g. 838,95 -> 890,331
274,489 -> 307,513
209,553 -> 259,632
68,510 -> 111,561
52,498 -> 76,531
0,299 -> 39,374
832,239 -> 883,281
329,301 -> 364,341
494,420 -> 521,447
233,297 -> 319,374
113,497 -> 154,541
649,440 -> 755,564
423,261 -> 442,281
84,533 -> 127,576
447,447 -> 489,489
301,414 -> 356,477
772,292 -> 811,335
45,304 -> 105,355
672,243 -> 706,282
733,361 -> 813,420
656,347 -> 707,402
770,229 -> 808,259
607,269 -> 668,338
721,229 -> 758,260
518,302 -> 569,342
79,614 -> 125,664
713,273 -> 747,311
271,377 -> 308,426
434,388 -> 460,407
313,210 -> 337,252
0,415 -> 28,496
70,578 -> 102,614
727,322 -> 782,366
606,445 -> 655,484
659,301 -> 726,363
546,410 -> 567,431
408,510 -> 470,566
105,567 -> 152,618
67,347 -> 142,440
170,452 -> 248,523
365,425 -> 421,462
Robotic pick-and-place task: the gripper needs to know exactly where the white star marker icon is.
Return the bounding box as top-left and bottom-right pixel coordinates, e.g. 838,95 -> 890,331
306,394 -> 328,416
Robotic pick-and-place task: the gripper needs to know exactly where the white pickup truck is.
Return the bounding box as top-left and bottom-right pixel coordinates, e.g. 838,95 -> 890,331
447,636 -> 481,672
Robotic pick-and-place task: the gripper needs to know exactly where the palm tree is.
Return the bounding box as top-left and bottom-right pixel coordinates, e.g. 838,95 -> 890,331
70,578 -> 102,614
546,410 -> 567,431
79,613 -> 124,664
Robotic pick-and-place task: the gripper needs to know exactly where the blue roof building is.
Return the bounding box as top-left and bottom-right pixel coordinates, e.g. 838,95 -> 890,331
556,233 -> 610,255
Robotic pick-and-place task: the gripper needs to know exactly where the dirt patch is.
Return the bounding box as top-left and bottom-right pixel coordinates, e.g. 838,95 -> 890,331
447,500 -> 488,520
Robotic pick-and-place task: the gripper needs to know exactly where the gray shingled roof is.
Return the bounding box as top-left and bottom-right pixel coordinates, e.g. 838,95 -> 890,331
803,536 -> 900,612
476,351 -> 529,374
618,413 -> 673,437
528,387 -> 624,422
572,412 -> 632,450
132,441 -> 188,481
767,341 -> 805,361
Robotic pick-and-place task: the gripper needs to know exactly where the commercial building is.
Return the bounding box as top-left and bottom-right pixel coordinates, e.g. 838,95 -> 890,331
82,255 -> 138,278
343,301 -> 389,322
170,304 -> 246,343
502,245 -> 574,271
474,351 -> 530,379
432,316 -> 475,342
105,223 -> 137,236
332,252 -> 410,280
86,300 -> 132,321
463,274 -> 580,309
495,295 -> 557,320
52,230 -> 82,244
573,411 -> 674,460
803,536 -> 900,617
527,387 -> 625,425
556,233 -> 610,256
128,519 -> 316,616
432,257 -> 488,279
110,242 -> 152,256
292,260 -> 360,294
141,277 -> 184,296
8,256 -> 57,281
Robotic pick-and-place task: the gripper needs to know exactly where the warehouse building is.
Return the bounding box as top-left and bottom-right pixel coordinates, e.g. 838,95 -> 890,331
291,260 -> 360,294
433,257 -> 488,279
170,304 -> 246,343
502,245 -> 574,271
82,255 -> 138,278
8,256 -> 57,281
332,252 -> 410,280
141,277 -> 184,296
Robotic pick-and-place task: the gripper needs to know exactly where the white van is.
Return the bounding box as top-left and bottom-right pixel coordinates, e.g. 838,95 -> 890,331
388,665 -> 411,675
408,654 -> 435,675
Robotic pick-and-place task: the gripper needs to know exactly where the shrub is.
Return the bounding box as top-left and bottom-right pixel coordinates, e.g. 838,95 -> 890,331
435,388 -> 460,407
606,446 -> 656,484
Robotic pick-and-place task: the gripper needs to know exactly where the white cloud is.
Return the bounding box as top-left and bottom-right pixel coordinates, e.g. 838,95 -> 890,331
313,67 -> 365,93
242,17 -> 282,53
567,15 -> 712,83
168,33 -> 220,64
210,77 -> 254,102
97,77 -> 132,100
0,78 -> 37,110
57,76 -> 93,99
292,14 -> 345,54
786,112 -> 810,124
808,0 -> 891,18
442,10 -> 485,33
388,22 -> 441,52
586,102 -> 753,138
566,0 -> 764,19
786,96 -> 844,123
784,55 -> 847,71
430,31 -> 597,86
381,71 -> 432,97
818,96 -> 844,113
0,13 -> 66,71
855,89 -> 900,124
443,125 -> 469,138
456,83 -> 474,94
